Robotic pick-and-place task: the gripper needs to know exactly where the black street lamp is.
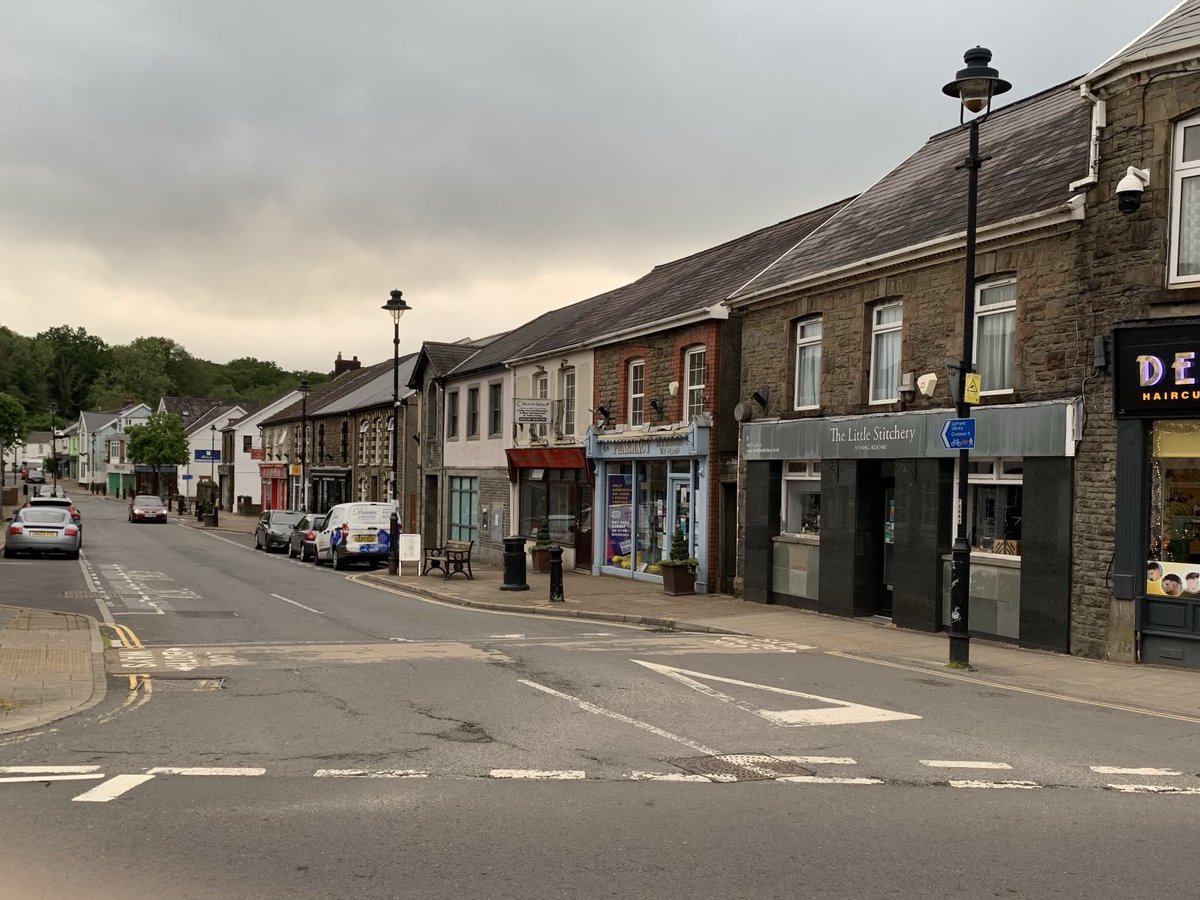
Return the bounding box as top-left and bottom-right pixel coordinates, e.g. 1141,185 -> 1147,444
942,47 -> 1010,667
298,379 -> 311,512
209,423 -> 217,495
382,288 -> 412,576
48,402 -> 58,495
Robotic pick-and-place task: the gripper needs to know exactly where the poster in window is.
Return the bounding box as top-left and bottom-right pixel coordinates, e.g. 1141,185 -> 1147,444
606,474 -> 633,567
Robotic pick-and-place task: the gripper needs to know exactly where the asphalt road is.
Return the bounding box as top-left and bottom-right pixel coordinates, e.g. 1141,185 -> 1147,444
1,492 -> 1198,899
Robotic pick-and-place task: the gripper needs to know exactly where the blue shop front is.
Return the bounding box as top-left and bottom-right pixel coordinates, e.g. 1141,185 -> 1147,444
586,421 -> 712,592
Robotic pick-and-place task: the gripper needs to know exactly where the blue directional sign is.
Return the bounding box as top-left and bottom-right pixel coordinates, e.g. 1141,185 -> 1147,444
941,418 -> 976,450
181,474 -> 194,481
194,449 -> 220,462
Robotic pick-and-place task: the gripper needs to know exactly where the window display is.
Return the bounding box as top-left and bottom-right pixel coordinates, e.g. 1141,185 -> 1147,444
1147,420 -> 1200,594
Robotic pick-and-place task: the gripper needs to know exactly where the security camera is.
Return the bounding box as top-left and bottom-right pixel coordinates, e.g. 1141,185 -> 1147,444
1116,166 -> 1150,215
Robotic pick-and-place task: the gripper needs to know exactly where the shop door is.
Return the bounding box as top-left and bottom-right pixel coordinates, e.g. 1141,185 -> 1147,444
667,474 -> 693,557
877,476 -> 896,617
575,484 -> 592,570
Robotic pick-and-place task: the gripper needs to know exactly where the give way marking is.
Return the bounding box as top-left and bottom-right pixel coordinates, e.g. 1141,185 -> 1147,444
632,660 -> 921,727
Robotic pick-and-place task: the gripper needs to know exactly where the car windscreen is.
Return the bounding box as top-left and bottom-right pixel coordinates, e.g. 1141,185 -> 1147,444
30,498 -> 71,507
19,509 -> 71,525
133,497 -> 162,506
271,512 -> 305,527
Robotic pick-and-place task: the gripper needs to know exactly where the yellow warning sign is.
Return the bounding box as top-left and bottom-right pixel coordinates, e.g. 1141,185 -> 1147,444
964,372 -> 981,405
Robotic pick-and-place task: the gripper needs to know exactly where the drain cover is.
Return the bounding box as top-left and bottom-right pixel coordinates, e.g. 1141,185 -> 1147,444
667,754 -> 815,782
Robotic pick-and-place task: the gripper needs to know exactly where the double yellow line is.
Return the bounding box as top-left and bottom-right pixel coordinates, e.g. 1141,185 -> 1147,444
102,623 -> 152,718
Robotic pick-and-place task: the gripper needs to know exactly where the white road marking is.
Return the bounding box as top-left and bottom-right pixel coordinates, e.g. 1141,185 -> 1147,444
949,780 -> 1041,790
146,767 -> 265,776
72,773 -> 156,802
314,769 -> 428,778
79,556 -> 114,623
488,634 -> 526,639
632,660 -> 921,727
1091,766 -> 1182,776
628,772 -> 712,782
270,593 -> 324,615
777,776 -> 884,785
1107,784 -> 1200,794
520,679 -> 725,757
772,756 -> 857,765
921,760 -> 1013,770
489,769 -> 586,780
0,765 -> 102,773
0,774 -> 106,784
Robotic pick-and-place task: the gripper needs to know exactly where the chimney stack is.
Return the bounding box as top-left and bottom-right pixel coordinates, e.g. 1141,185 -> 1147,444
333,352 -> 362,378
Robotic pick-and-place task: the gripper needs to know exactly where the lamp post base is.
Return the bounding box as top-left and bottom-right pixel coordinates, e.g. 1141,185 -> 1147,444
387,511 -> 400,577
948,631 -> 972,668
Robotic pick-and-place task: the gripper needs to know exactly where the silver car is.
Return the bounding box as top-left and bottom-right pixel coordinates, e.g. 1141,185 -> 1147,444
4,507 -> 82,559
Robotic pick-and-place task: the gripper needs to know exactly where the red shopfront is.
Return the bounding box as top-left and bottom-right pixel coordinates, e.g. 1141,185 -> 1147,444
259,463 -> 288,511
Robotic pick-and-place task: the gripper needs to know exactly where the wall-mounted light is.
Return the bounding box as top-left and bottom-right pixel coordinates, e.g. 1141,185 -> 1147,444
752,385 -> 770,410
899,372 -> 916,405
534,364 -> 546,376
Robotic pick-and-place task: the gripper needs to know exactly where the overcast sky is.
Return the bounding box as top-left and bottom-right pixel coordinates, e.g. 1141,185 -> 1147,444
1,1 -> 1160,371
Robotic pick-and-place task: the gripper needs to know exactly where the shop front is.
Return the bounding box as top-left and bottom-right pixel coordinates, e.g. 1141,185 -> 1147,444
505,447 -> 592,570
742,400 -> 1078,649
310,466 -> 351,514
259,463 -> 288,511
586,421 -> 711,592
1113,319 -> 1200,668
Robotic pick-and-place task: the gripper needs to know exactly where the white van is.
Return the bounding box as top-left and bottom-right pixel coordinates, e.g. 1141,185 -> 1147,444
313,501 -> 399,570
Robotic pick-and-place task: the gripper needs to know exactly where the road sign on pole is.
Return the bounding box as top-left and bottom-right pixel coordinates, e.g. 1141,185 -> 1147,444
941,418 -> 976,450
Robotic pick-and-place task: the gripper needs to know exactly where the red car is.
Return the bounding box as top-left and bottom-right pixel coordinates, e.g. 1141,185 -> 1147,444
129,495 -> 168,523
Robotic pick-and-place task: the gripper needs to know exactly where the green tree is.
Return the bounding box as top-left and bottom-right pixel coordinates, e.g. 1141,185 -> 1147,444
38,325 -> 110,417
126,411 -> 189,498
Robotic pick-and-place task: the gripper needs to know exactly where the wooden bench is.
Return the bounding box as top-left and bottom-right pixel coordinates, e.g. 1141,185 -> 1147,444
421,540 -> 475,580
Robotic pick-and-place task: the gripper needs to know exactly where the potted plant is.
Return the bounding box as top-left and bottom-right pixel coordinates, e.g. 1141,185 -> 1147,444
659,527 -> 697,595
530,519 -> 554,573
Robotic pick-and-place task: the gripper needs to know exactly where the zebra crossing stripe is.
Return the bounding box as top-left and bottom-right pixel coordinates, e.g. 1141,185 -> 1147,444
314,769 -> 428,778
72,774 -> 156,802
949,780 -> 1041,790
489,769 -> 586,780
1090,766 -> 1182,776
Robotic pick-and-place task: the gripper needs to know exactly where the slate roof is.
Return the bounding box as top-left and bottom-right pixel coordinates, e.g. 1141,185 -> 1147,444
187,404 -> 242,435
408,340 -> 495,388
260,360 -> 393,426
1082,0 -> 1200,84
317,354 -> 419,415
160,396 -> 221,423
731,82 -> 1091,300
465,200 -> 850,368
80,411 -> 116,433
24,431 -> 51,444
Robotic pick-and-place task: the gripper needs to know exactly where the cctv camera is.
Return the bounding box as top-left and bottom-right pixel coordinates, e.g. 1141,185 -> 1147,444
1116,166 -> 1149,215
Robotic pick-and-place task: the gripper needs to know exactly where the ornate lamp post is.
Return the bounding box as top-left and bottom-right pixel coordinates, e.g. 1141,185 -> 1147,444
298,379 -> 311,511
48,402 -> 58,494
382,288 -> 412,576
942,47 -> 1010,667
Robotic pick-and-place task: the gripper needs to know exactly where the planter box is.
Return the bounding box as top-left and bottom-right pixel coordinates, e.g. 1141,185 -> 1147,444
530,547 -> 552,574
661,565 -> 696,596
202,514 -> 218,528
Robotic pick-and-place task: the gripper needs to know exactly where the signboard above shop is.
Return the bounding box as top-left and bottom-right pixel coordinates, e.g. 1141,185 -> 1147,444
1114,320 -> 1200,417
514,398 -> 552,425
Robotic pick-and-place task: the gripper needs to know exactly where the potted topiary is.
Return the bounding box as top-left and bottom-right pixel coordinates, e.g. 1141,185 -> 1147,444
659,527 -> 697,595
530,519 -> 554,573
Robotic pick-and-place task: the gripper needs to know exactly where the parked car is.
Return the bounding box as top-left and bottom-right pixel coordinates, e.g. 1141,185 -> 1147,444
24,495 -> 82,528
4,507 -> 81,559
129,495 -> 168,524
313,502 -> 399,570
255,510 -> 305,553
288,512 -> 328,561
24,468 -> 45,484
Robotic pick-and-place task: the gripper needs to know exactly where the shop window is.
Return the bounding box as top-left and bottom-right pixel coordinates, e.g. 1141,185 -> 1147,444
794,318 -> 822,410
467,387 -> 480,438
629,359 -> 645,426
975,280 -> 1016,394
1170,114 -> 1200,286
560,368 -> 576,436
782,460 -> 821,535
1146,421 -> 1200,595
449,476 -> 478,541
446,391 -> 459,439
489,382 -> 503,437
963,457 -> 1023,555
685,347 -> 705,420
518,468 -> 578,546
869,302 -> 902,404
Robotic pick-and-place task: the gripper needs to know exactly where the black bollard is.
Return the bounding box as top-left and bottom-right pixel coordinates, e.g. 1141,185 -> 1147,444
500,536 -> 529,591
548,545 -> 564,602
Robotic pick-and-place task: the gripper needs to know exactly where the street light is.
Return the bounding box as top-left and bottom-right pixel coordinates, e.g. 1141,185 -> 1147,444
298,379 -> 311,512
382,288 -> 411,576
942,46 -> 1010,667
48,402 -> 58,495
209,423 -> 217,499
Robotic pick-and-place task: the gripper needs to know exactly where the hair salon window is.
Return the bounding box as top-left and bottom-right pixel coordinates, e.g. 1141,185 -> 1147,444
628,359 -> 645,426
974,280 -> 1016,394
685,347 -> 705,420
869,301 -> 902,404
1170,113 -> 1200,286
963,458 -> 1023,555
794,318 -> 822,410
782,460 -> 821,535
1147,422 -> 1200,595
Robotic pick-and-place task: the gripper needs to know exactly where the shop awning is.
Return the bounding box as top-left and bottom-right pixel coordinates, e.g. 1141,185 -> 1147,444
505,447 -> 592,483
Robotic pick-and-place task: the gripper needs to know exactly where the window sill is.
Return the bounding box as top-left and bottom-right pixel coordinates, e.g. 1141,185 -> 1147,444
774,533 -> 819,545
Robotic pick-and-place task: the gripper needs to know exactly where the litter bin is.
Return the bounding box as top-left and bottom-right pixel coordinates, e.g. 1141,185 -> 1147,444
500,536 -> 529,591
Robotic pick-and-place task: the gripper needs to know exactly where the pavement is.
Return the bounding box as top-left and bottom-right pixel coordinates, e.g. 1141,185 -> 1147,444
3,497 -> 1199,735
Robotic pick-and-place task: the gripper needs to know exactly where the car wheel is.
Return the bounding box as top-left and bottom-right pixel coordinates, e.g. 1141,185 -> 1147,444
3,547 -> 13,559
333,547 -> 348,570
288,543 -> 297,559
254,534 -> 262,550
67,550 -> 80,560
314,547 -> 327,567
